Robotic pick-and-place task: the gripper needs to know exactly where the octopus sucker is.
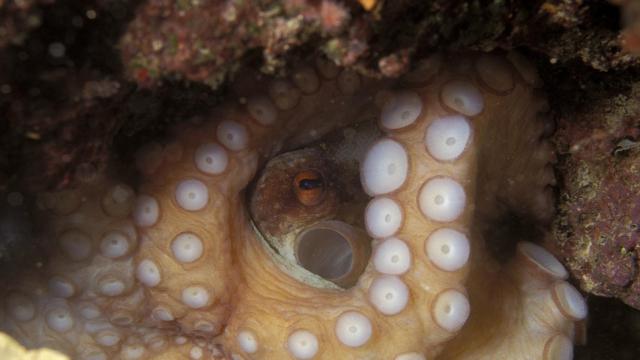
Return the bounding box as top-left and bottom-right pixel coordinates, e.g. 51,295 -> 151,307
0,52 -> 586,359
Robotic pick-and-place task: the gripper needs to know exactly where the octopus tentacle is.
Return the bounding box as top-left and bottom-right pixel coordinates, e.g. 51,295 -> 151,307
441,241 -> 586,359
433,53 -> 585,359
0,52 -> 587,360
2,177 -> 162,359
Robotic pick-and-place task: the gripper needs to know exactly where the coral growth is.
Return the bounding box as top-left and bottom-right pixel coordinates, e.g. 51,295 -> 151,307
554,80 -> 640,309
119,0 -> 359,87
118,0 -> 640,88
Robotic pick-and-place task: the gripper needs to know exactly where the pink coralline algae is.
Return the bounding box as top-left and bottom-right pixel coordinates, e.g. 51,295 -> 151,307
119,0 -> 361,88
554,83 -> 640,309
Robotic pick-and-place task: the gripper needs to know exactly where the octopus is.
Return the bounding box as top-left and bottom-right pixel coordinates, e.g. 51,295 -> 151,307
0,51 -> 587,360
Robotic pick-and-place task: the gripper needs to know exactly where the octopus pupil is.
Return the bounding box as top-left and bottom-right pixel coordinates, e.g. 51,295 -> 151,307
298,178 -> 323,190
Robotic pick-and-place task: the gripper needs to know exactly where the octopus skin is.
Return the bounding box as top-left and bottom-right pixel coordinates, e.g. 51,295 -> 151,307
0,52 -> 587,360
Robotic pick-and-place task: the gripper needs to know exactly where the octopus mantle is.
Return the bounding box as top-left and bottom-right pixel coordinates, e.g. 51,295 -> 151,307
0,52 -> 587,360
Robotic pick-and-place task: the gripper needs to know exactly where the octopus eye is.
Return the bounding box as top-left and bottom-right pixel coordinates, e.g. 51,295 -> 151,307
250,141 -> 372,289
294,170 -> 325,206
